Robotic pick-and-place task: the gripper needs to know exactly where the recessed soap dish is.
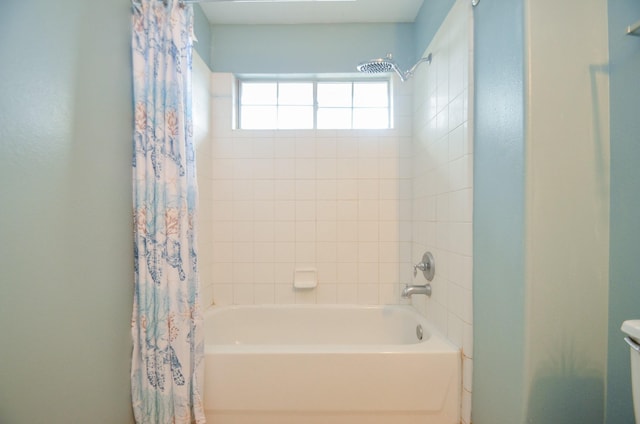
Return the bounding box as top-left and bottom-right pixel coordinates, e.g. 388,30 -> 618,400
293,268 -> 317,289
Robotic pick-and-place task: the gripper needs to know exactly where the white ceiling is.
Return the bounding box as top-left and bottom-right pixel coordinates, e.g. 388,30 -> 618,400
199,0 -> 425,25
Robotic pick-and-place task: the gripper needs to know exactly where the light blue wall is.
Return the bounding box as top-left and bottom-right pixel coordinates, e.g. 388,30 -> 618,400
413,0 -> 455,59
472,0 -> 527,423
606,1 -> 640,422
0,0 -> 134,423
210,23 -> 414,74
193,4 -> 212,69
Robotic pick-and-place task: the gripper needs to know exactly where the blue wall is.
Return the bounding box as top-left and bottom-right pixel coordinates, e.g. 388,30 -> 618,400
606,1 -> 640,422
193,4 -> 212,69
413,0 -> 455,59
472,0 -> 527,422
0,0 -> 134,422
210,23 -> 414,74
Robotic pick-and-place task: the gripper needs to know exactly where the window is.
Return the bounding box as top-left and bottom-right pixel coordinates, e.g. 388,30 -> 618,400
238,79 -> 390,130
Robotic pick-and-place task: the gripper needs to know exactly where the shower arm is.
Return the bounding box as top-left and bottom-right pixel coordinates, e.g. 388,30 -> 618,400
402,53 -> 433,81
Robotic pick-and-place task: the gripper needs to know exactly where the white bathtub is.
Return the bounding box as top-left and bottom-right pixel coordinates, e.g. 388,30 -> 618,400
203,304 -> 461,424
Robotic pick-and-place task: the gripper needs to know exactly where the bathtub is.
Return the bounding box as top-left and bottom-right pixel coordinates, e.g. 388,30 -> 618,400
203,304 -> 461,424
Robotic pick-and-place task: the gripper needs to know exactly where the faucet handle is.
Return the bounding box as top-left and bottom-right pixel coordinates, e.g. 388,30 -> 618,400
413,251 -> 435,281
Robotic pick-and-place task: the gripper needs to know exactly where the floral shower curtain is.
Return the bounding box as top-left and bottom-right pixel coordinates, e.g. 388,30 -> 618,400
131,1 -> 205,423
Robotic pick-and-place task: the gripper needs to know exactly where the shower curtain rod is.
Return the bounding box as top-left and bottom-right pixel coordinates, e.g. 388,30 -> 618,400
181,0 -> 357,2
133,0 -> 355,4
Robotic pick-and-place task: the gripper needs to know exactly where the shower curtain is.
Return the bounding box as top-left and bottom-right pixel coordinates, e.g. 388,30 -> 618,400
131,1 -> 205,423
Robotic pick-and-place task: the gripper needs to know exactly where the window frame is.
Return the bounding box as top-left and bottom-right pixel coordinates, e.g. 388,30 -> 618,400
237,77 -> 392,130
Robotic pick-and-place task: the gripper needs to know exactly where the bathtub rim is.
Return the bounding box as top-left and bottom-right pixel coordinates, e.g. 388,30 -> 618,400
203,303 -> 459,354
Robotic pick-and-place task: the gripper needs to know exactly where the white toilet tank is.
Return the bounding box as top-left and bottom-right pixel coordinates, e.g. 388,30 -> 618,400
622,320 -> 640,422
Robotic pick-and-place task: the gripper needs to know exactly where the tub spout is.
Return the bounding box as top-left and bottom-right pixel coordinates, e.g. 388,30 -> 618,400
401,284 -> 432,298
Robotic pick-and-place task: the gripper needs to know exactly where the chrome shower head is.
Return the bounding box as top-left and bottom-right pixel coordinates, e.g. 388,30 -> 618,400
356,54 -> 404,80
357,56 -> 397,74
356,53 -> 432,82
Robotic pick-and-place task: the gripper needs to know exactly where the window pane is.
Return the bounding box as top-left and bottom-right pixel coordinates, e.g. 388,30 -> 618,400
278,106 -> 313,129
241,83 -> 277,105
317,83 -> 352,107
317,108 -> 352,129
353,82 -> 388,107
240,106 -> 277,129
353,108 -> 389,129
279,83 -> 313,105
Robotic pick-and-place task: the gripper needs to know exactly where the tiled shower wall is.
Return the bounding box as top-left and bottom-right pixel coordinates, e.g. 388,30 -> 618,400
193,52 -> 214,310
194,1 -> 474,419
200,75 -> 415,306
410,0 -> 474,422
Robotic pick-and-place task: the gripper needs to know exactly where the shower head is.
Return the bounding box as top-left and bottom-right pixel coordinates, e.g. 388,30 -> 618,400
357,55 -> 400,74
356,53 -> 432,82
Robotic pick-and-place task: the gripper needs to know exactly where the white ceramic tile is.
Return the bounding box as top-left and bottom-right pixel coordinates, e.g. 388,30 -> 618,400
232,262 -> 253,284
316,200 -> 337,221
274,262 -> 294,284
232,241 -> 254,263
295,201 -> 316,221
233,284 -> 254,305
336,284 -> 358,304
295,180 -> 316,200
212,242 -> 233,263
315,140 -> 337,158
316,221 -> 337,242
274,201 -> 295,222
253,284 -> 275,304
378,242 -> 400,262
212,262 -> 233,283
358,242 -> 380,263
336,201 -> 358,221
316,180 -> 337,200
317,262 -> 337,283
463,322 -> 474,358
358,221 -> 379,242
295,158 -> 316,179
253,263 -> 275,284
336,262 -> 358,283
447,312 -> 464,348
379,283 -> 398,304
316,158 -> 337,179
254,201 -> 275,221
336,179 -> 358,200
295,242 -> 316,263
295,221 -> 316,242
212,221 -> 233,242
253,242 -> 275,264
336,158 -> 358,179
378,262 -> 400,283
210,72 -> 234,96
358,199 -> 379,221
357,284 -> 379,304
463,357 -> 473,392
274,283 -> 295,303
295,288 -> 317,304
274,158 -> 295,179
252,158 -> 274,179
212,284 -> 233,306
316,284 -> 337,303
461,389 -> 472,424
357,158 -> 379,179
294,139 -> 316,158
211,158 -> 233,180
232,222 -> 253,242
273,242 -> 295,263
274,180 -> 295,200
274,140 -> 295,157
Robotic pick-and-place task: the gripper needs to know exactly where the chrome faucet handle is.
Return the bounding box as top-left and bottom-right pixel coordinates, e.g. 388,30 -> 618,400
413,252 -> 435,281
413,262 -> 429,276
